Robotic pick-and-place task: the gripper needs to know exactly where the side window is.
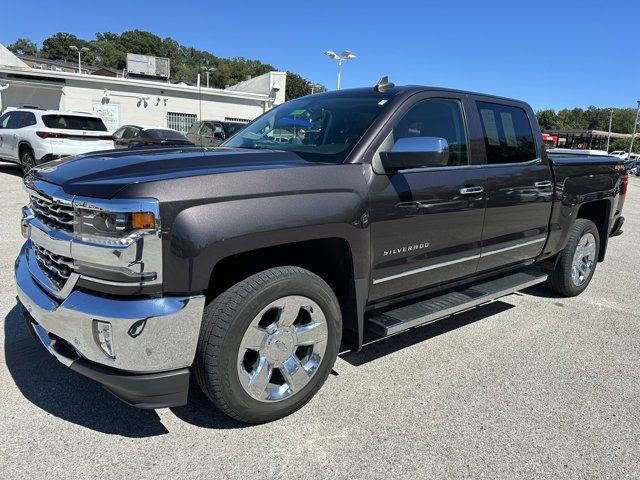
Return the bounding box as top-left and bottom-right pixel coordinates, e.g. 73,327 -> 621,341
23,112 -> 37,127
113,127 -> 126,139
213,123 -> 225,139
0,113 -> 11,129
392,98 -> 469,166
121,127 -> 137,139
199,122 -> 214,137
477,102 -> 536,164
7,112 -> 25,129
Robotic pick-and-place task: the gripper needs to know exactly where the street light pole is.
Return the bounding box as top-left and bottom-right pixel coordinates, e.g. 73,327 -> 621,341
324,50 -> 356,90
69,46 -> 89,74
629,100 -> 640,159
606,109 -> 613,153
202,67 -> 216,88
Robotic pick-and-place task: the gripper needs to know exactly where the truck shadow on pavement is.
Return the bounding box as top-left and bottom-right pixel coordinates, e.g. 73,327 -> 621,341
0,163 -> 22,178
340,300 -> 515,366
4,303 -> 247,436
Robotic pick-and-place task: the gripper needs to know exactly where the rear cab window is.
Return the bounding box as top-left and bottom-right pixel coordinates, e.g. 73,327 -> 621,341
476,101 -> 537,164
42,115 -> 108,132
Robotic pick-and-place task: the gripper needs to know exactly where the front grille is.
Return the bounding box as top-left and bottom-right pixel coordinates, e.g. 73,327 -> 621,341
33,243 -> 74,289
30,195 -> 74,232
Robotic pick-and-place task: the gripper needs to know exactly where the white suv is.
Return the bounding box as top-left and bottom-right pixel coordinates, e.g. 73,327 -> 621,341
0,108 -> 115,173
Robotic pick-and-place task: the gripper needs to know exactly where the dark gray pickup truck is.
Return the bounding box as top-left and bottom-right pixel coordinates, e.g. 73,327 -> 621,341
16,80 -> 628,423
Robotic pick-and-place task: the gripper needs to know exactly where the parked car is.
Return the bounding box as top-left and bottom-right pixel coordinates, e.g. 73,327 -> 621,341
624,159 -> 640,172
0,108 -> 114,174
17,81 -> 627,424
609,150 -> 629,160
186,120 -> 246,147
113,125 -> 194,148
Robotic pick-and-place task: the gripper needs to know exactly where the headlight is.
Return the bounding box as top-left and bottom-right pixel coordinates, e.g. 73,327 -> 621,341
74,208 -> 157,245
69,197 -> 162,286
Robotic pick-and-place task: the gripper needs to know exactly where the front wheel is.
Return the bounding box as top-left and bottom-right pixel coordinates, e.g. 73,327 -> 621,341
545,219 -> 600,297
194,266 -> 342,423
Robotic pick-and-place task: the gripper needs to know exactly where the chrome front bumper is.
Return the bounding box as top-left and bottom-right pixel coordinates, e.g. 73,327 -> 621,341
15,242 -> 205,373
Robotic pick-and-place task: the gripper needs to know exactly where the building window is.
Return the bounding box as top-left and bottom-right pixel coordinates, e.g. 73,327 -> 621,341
225,117 -> 251,124
34,63 -> 42,69
167,112 -> 198,133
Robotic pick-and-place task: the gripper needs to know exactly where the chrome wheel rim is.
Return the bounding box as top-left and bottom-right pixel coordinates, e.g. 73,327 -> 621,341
21,152 -> 35,173
571,232 -> 596,286
237,295 -> 328,402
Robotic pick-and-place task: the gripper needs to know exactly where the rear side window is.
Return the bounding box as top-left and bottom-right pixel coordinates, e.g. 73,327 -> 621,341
42,115 -> 108,132
477,102 -> 536,164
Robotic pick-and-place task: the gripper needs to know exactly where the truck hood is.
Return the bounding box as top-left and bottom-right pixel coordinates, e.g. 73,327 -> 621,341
31,147 -> 315,198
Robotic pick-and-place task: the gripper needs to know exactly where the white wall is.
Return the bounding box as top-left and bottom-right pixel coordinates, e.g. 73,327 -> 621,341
0,67 -> 285,132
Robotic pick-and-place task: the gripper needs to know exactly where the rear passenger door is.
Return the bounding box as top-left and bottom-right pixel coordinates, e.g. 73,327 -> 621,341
472,99 -> 553,272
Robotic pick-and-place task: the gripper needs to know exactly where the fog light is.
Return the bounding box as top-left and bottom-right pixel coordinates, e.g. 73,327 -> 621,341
93,320 -> 115,359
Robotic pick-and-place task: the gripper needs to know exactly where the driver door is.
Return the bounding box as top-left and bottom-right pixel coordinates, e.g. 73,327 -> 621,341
368,94 -> 486,301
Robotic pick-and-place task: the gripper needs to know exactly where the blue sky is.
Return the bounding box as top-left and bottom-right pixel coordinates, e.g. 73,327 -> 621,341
2,0 -> 638,111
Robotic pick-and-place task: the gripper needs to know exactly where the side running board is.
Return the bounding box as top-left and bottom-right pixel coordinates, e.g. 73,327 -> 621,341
368,269 -> 547,336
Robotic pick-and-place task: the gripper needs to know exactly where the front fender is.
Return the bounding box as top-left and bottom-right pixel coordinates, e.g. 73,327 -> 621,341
163,190 -> 370,294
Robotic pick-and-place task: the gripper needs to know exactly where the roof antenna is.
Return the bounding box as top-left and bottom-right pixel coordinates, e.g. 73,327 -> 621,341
374,76 -> 395,93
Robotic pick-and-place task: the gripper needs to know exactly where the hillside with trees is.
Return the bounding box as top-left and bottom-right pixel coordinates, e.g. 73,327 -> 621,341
7,31 -> 324,101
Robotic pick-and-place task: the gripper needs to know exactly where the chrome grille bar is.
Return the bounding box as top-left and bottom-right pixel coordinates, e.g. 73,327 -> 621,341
33,243 -> 74,288
29,195 -> 74,232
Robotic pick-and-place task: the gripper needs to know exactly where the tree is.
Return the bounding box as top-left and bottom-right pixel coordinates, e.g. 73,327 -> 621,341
285,72 -> 321,101
9,31 -> 323,99
536,109 -> 558,130
7,38 -> 38,56
41,32 -> 95,64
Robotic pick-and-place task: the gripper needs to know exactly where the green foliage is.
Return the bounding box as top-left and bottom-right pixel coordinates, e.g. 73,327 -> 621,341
11,30 -> 324,98
536,106 -> 638,134
607,138 -> 640,154
7,38 -> 38,56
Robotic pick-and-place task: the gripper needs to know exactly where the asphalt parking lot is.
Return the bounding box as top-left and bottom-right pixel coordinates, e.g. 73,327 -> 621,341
1,163 -> 639,479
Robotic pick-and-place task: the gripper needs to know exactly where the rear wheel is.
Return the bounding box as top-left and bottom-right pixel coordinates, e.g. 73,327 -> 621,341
19,147 -> 36,175
545,219 -> 600,297
194,266 -> 342,423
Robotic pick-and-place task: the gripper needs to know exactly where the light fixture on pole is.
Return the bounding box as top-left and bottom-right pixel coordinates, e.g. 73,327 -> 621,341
202,66 -> 216,88
629,100 -> 640,159
324,50 -> 356,90
69,45 -> 89,74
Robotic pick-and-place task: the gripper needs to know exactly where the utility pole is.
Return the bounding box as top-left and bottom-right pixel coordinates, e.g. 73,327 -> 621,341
606,109 -> 613,153
629,100 -> 640,159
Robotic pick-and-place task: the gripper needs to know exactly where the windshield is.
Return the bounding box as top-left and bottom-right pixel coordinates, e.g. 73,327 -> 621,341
222,94 -> 391,163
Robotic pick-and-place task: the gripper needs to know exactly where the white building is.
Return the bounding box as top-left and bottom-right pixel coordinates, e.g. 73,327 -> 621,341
0,43 -> 286,132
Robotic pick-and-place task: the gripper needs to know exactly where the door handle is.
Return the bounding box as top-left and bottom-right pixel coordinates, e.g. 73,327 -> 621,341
459,186 -> 484,195
534,180 -> 552,188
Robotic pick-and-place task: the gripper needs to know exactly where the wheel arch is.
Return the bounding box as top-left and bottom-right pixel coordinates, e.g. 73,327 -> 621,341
205,237 -> 365,351
576,199 -> 611,261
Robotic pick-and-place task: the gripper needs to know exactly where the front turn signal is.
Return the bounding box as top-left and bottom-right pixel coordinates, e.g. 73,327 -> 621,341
132,212 -> 156,229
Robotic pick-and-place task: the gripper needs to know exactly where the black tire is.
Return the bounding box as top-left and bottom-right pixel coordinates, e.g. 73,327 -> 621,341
545,219 -> 600,297
19,146 -> 36,175
194,266 -> 342,423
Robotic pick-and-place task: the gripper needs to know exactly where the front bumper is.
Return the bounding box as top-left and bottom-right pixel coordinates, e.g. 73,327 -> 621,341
22,310 -> 190,408
15,242 -> 205,407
